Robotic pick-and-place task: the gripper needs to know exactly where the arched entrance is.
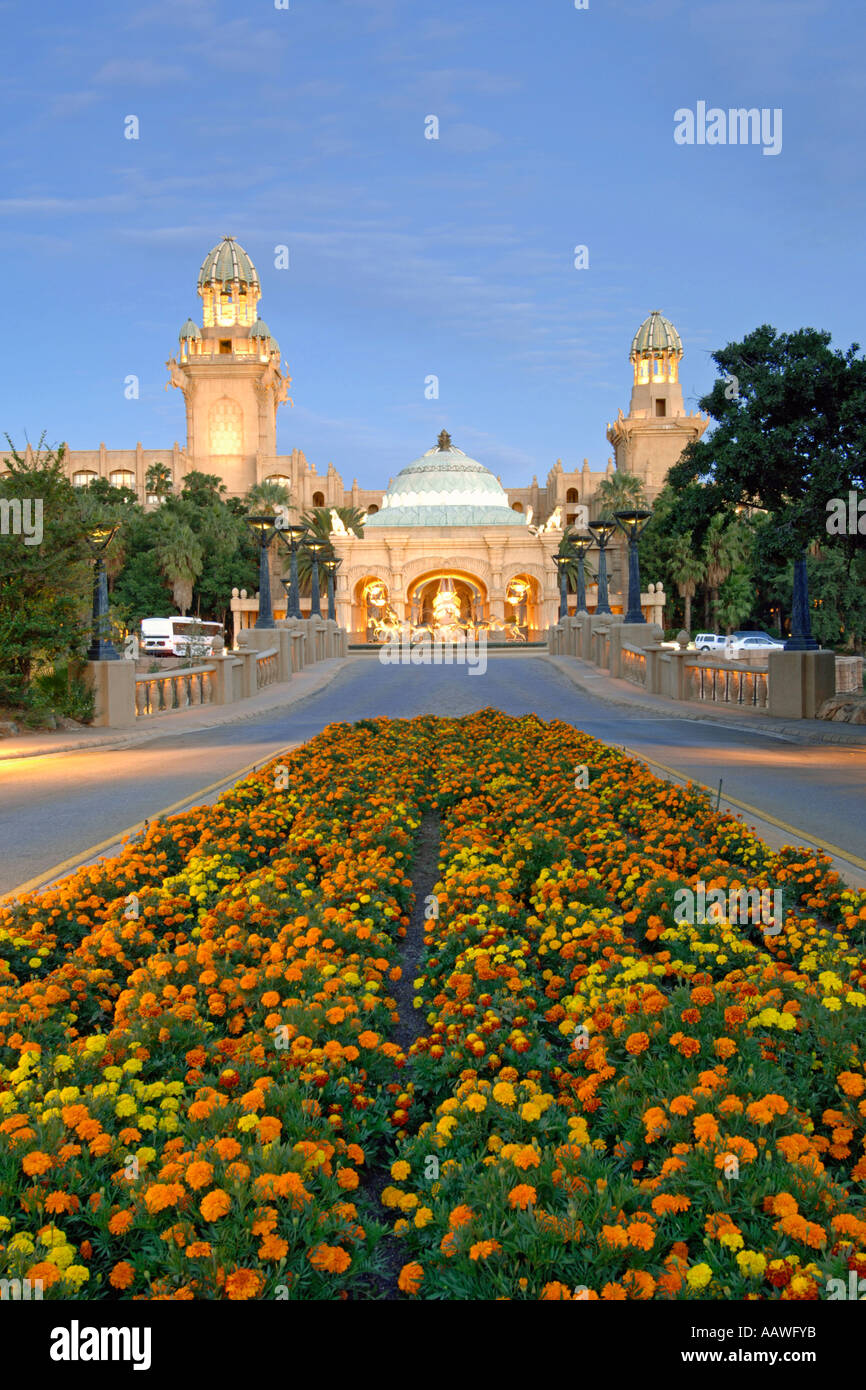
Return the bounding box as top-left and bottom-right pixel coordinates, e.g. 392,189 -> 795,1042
406,569 -> 488,639
353,575 -> 402,642
504,573 -> 541,640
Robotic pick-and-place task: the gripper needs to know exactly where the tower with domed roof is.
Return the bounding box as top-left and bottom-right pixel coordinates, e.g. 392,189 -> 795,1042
166,235 -> 289,495
606,310 -> 707,499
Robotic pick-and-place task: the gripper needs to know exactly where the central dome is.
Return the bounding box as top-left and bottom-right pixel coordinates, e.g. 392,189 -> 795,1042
366,433 -> 525,527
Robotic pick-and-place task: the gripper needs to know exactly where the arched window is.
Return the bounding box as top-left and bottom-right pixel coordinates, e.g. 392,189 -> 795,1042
566,488 -> 578,503
72,470 -> 98,488
312,491 -> 325,507
110,470 -> 136,491
265,473 -> 292,489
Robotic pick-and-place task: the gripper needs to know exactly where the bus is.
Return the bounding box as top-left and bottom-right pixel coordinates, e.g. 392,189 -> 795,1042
140,617 -> 225,659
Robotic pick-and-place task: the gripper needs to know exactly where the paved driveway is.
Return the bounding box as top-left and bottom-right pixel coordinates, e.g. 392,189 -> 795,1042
1,656 -> 864,894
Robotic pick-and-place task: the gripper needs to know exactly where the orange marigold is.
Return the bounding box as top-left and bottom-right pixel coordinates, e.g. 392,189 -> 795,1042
397,1261 -> 423,1295
199,1188 -> 232,1222
109,1261 -> 136,1290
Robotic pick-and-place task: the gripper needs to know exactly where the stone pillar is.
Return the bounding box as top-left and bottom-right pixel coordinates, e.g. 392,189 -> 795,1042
210,655 -> 239,705
768,650 -> 836,719
82,659 -> 136,728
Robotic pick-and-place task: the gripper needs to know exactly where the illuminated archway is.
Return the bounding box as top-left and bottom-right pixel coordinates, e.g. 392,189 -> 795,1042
406,569 -> 487,638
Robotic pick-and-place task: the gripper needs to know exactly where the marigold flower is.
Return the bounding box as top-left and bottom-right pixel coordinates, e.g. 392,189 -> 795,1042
397,1261 -> 423,1295
199,1189 -> 231,1222
109,1261 -> 136,1290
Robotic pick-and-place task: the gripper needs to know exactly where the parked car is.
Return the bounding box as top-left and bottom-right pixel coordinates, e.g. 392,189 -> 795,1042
693,633 -> 727,652
726,633 -> 785,656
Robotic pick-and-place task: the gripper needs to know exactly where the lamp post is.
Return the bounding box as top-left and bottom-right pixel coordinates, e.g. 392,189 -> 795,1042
320,555 -> 342,622
276,523 -> 305,619
304,537 -> 328,619
569,534 -> 592,614
586,519 -> 617,616
613,508 -> 652,624
785,550 -> 820,651
245,515 -> 278,629
85,524 -> 120,661
553,554 -> 570,619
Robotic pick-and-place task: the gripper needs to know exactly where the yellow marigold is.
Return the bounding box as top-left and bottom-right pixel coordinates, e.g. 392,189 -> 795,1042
390,1160 -> 411,1181
686,1263 -> 713,1290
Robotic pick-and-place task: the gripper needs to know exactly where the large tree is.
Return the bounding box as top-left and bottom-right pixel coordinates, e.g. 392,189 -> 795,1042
670,325 -> 866,551
0,438 -> 91,707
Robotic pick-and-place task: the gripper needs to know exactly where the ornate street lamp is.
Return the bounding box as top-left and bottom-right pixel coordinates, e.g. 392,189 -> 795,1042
568,533 -> 593,614
613,508 -> 653,624
276,522 -> 306,620
245,515 -> 278,629
586,519 -> 617,616
303,536 -> 328,619
85,524 -> 120,661
786,550 -> 820,651
320,554 -> 342,622
553,554 -> 570,619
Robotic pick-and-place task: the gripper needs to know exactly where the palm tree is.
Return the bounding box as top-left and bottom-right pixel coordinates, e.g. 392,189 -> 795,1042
668,533 -> 704,634
244,479 -> 292,516
594,472 -> 647,520
154,520 -> 203,615
703,515 -> 752,632
294,506 -> 366,589
145,461 -> 173,502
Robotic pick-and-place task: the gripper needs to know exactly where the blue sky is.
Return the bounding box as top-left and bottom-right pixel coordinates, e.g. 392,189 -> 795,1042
2,0 -> 864,489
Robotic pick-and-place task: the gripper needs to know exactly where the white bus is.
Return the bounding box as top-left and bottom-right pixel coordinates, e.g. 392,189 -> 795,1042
140,617 -> 225,659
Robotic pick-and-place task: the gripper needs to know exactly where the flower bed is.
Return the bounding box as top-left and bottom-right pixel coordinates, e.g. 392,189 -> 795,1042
1,710 -> 865,1300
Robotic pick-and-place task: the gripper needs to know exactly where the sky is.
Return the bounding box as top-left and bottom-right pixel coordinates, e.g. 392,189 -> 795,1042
1,0 -> 864,490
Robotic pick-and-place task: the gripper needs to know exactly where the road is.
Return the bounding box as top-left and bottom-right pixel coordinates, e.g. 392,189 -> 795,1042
1,655 -> 864,896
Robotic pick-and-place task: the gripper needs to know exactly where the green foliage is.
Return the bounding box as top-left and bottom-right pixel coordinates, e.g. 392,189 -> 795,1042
0,437 -> 91,708
594,472 -> 647,520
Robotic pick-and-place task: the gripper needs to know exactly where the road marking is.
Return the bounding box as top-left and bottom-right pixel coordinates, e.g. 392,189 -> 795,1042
623,747 -> 866,874
0,744 -> 300,904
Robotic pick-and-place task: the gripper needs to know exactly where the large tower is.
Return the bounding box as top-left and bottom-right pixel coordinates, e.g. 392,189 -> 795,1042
606,310 -> 707,499
166,236 -> 289,496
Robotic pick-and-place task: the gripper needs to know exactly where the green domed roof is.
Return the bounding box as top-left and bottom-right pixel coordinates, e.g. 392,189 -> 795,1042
197,236 -> 259,290
250,319 -> 271,337
366,433 -> 525,528
630,310 -> 682,356
179,317 -> 201,339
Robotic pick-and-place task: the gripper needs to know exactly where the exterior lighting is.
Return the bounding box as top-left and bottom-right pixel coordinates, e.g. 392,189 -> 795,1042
613,508 -> 652,624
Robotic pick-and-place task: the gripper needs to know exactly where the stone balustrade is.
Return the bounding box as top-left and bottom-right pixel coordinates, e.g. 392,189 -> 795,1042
81,617 -> 348,727
548,613 -> 837,719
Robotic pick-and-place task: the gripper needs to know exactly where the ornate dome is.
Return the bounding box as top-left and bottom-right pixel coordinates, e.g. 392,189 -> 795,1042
249,319 -> 271,338
630,310 -> 682,357
178,317 -> 201,339
197,236 -> 259,290
365,432 -> 525,528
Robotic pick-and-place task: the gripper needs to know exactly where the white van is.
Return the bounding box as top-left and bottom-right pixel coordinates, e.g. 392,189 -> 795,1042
140,617 -> 224,658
